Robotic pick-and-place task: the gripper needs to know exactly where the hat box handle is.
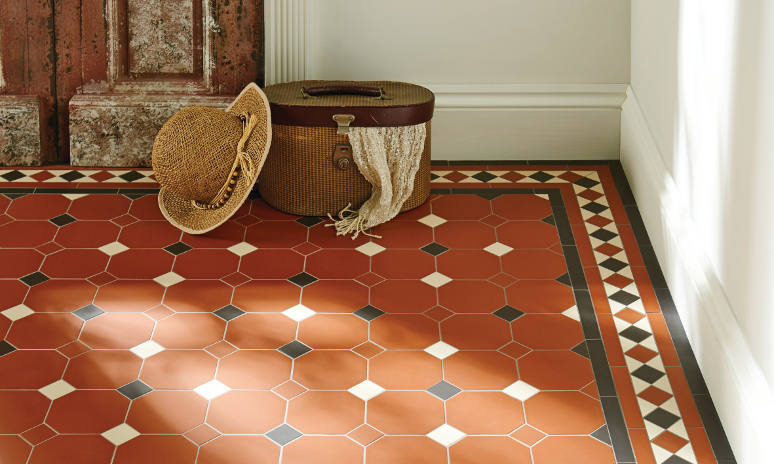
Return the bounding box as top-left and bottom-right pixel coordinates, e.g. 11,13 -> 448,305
301,85 -> 388,99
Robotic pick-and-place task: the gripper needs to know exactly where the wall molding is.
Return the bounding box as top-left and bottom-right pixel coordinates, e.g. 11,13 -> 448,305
264,0 -> 309,85
424,84 -> 627,110
621,86 -> 771,464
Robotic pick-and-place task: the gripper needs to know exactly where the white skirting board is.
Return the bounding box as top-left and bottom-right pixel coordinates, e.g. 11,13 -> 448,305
621,86 -> 771,464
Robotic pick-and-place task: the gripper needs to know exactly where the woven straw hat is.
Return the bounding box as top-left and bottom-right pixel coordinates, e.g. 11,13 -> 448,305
152,83 -> 272,234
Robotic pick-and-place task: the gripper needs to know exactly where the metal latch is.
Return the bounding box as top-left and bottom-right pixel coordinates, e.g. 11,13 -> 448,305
332,114 -> 355,135
333,143 -> 353,170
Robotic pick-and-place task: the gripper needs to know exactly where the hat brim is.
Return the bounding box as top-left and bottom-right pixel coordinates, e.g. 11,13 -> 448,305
157,83 -> 272,235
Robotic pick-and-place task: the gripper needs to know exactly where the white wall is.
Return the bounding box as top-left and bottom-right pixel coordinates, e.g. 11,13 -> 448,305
266,0 -> 630,160
623,1 -> 774,461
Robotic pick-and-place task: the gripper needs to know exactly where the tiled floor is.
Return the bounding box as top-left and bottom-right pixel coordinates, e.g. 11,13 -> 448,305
0,163 -> 733,464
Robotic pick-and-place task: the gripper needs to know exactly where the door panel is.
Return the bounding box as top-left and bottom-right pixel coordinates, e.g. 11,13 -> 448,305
0,0 -> 264,166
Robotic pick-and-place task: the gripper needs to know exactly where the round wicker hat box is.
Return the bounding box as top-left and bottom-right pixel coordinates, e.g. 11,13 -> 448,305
258,80 -> 434,216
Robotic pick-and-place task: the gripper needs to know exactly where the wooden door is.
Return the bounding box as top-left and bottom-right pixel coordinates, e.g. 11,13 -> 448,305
0,0 -> 264,166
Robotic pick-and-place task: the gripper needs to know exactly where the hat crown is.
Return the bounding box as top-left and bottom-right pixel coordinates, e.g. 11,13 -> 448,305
152,107 -> 243,203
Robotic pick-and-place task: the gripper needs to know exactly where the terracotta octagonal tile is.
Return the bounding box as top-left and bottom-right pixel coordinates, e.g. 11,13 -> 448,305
367,391 -> 444,435
370,350 -> 443,390
435,220 -> 497,249
233,279 -> 301,312
93,280 -> 165,312
366,436 -> 447,464
506,280 -> 576,313
127,390 -> 207,434
519,351 -> 594,390
293,350 -> 366,389
370,314 -> 439,349
372,249 -> 435,280
197,436 -> 280,464
207,391 -> 286,434
0,251 -> 41,278
173,249 -> 239,279
245,220 -> 308,248
153,313 -> 226,348
370,219 -> 434,248
80,313 -> 153,349
496,221 -> 560,249
0,221 -> 57,247
69,195 -> 130,220
140,349 -> 217,389
437,250 -> 500,279
118,220 -> 181,248
298,314 -> 368,349
0,391 -> 49,433
531,436 -> 615,464
6,194 -> 69,220
438,280 -> 505,314
511,314 -> 584,349
225,313 -> 296,349
502,249 -> 567,279
7,313 -> 82,349
525,391 -> 605,434
491,195 -> 552,220
0,435 -> 30,464
307,249 -> 371,279
163,279 -> 233,312
47,390 -> 129,433
444,351 -> 518,390
113,435 -> 197,464
107,249 -> 174,279
217,349 -> 291,389
128,195 -> 166,220
240,249 -> 305,278
287,390 -> 365,434
301,279 -> 368,313
0,349 -> 67,389
441,314 -> 511,350
370,279 -> 437,314
54,221 -> 120,248
449,436 -> 531,464
24,279 -> 96,313
182,221 -> 246,249
283,436 -> 364,464
28,435 -> 114,464
64,349 -> 142,388
41,249 -> 108,278
432,194 -> 491,220
446,392 -> 525,434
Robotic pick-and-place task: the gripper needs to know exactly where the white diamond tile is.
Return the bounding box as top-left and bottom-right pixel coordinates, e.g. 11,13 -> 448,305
102,423 -> 140,446
418,214 -> 447,228
561,306 -> 580,321
347,380 -> 385,401
674,443 -> 696,463
227,242 -> 257,256
39,380 -> 76,400
421,272 -> 452,288
153,272 -> 185,287
194,380 -> 231,400
503,380 -> 540,401
1,304 -> 34,321
483,242 -> 513,256
424,341 -> 459,360
98,241 -> 129,256
282,304 -> 316,322
129,340 -> 165,359
355,242 -> 385,256
427,424 -> 466,446
62,193 -> 87,200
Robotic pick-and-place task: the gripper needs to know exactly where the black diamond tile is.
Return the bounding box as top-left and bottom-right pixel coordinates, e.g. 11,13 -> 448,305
631,364 -> 666,384
662,456 -> 692,464
354,305 -> 384,321
119,171 -> 145,182
555,273 -> 571,286
427,380 -> 462,400
72,304 -> 105,321
471,171 -> 497,183
590,425 -> 611,445
60,170 -> 86,182
609,290 -> 639,306
644,407 -> 680,429
288,272 -> 318,287
50,214 -> 76,227
296,216 -> 322,227
574,177 -> 600,189
599,257 -> 628,272
1,170 -> 25,182
474,190 -> 501,200
541,215 -> 555,225
19,272 -> 49,287
278,340 -> 312,359
164,242 -> 192,255
571,341 -> 589,359
214,304 -> 245,321
3,193 -> 28,200
529,171 -> 555,183
619,326 -> 651,343
421,242 -> 448,256
582,201 -> 608,215
0,340 -> 16,357
266,424 -> 302,445
590,228 -> 617,242
430,173 -> 440,180
493,305 -> 524,322
117,380 -> 152,400
122,192 -> 147,200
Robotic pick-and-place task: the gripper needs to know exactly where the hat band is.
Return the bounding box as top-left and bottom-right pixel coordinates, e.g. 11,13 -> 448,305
191,113 -> 259,210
